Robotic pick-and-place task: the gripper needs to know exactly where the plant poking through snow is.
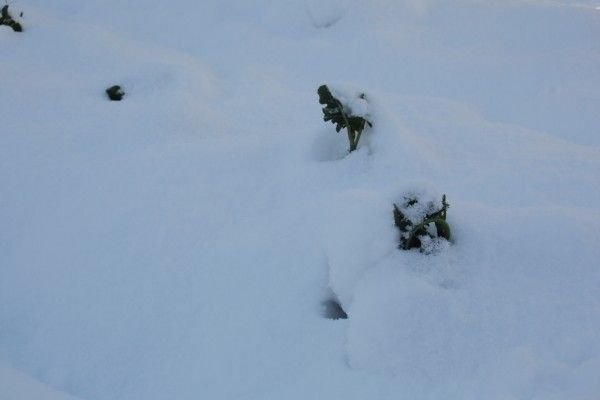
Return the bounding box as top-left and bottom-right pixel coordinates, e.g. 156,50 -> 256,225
393,194 -> 451,252
106,85 -> 125,101
0,4 -> 22,32
318,85 -> 372,153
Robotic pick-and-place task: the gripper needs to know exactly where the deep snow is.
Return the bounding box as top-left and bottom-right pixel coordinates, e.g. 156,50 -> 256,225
0,362 -> 75,400
1,1 -> 599,399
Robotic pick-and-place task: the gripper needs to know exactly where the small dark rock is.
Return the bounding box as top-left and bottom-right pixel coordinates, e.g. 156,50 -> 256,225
106,85 -> 125,101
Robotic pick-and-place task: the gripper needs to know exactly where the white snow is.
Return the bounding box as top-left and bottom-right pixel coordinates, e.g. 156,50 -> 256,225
0,362 -> 77,400
1,1 -> 599,399
328,84 -> 371,120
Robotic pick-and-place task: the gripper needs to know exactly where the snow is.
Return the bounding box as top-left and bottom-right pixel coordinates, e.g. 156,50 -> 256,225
0,362 -> 77,400
1,1 -> 600,399
346,204 -> 600,398
327,84 -> 371,120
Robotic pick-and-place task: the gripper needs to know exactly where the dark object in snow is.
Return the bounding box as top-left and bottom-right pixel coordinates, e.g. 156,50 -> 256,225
393,194 -> 451,251
318,84 -> 372,153
106,85 -> 125,101
321,299 -> 348,320
0,5 -> 23,32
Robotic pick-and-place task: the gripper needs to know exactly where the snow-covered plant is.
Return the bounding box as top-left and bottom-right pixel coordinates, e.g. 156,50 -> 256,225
393,194 -> 451,252
106,85 -> 125,101
0,4 -> 22,32
318,84 -> 372,153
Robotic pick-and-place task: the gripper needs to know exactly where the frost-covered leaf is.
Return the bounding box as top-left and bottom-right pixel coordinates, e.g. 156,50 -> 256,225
394,193 -> 451,252
317,84 -> 372,152
0,5 -> 23,32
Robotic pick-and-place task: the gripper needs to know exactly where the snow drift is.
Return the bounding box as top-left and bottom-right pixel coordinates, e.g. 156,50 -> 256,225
1,1 -> 599,399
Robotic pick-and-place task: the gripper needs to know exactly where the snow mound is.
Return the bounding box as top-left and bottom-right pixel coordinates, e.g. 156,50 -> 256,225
305,0 -> 347,28
0,362 -> 78,400
320,88 -> 600,398
2,1 -> 600,400
347,204 -> 600,398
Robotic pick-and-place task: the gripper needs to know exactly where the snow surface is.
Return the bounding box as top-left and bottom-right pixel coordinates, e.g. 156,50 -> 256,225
0,362 -> 77,400
1,1 -> 600,399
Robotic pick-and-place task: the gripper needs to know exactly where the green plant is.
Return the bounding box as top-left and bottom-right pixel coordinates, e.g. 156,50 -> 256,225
0,3 -> 22,32
318,84 -> 372,153
106,85 -> 125,101
393,194 -> 451,251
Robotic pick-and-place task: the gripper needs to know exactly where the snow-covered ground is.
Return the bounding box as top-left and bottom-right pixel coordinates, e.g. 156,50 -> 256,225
0,362 -> 76,400
1,1 -> 599,399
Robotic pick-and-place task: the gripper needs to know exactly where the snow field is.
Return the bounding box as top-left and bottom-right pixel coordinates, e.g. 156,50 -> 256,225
1,1 -> 600,399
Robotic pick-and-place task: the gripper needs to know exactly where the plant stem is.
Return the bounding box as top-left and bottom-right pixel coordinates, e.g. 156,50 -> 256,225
353,129 -> 362,151
331,96 -> 357,153
347,127 -> 357,152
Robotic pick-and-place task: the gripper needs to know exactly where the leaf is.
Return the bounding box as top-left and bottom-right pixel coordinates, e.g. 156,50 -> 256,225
318,85 -> 346,133
0,4 -> 23,32
317,84 -> 372,152
394,194 -> 451,251
393,204 -> 412,232
433,219 -> 451,241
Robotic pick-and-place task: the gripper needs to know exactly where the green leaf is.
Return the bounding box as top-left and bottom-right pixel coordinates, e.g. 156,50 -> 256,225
393,194 -> 452,251
0,4 -> 23,32
317,84 -> 372,152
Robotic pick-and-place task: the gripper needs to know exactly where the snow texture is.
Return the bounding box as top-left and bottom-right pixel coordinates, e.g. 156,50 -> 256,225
0,362 -> 77,400
1,1 -> 599,399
